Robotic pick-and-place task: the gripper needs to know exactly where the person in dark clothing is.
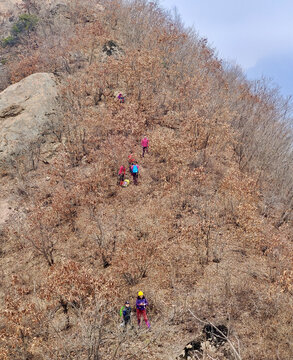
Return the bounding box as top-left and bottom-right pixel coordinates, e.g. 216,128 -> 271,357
120,301 -> 132,328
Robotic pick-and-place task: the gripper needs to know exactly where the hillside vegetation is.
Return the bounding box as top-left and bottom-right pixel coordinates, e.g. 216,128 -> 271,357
0,1 -> 292,359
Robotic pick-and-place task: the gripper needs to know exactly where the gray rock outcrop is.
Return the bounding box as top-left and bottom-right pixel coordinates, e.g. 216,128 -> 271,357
0,72 -> 60,169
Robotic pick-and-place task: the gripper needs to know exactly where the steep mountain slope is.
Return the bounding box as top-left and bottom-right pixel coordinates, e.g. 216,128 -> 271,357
0,1 -> 292,359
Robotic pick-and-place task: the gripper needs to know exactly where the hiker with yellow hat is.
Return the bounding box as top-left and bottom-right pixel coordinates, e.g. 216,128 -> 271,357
136,291 -> 150,328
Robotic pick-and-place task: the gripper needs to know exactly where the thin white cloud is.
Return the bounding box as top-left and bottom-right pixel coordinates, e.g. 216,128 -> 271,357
161,0 -> 293,67
161,0 -> 293,95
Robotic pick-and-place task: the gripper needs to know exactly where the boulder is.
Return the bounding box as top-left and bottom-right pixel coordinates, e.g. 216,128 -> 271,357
0,73 -> 60,169
176,324 -> 229,359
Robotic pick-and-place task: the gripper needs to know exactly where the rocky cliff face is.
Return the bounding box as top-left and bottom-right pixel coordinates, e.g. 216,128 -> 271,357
0,72 -> 60,169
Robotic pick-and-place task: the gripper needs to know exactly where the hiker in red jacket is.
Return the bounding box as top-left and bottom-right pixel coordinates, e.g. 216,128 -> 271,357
141,136 -> 149,157
118,165 -> 126,185
128,153 -> 136,173
131,162 -> 139,185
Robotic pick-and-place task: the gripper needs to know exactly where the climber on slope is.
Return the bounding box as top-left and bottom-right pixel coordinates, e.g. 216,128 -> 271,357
131,162 -> 139,185
118,165 -> 126,185
141,136 -> 149,157
128,152 -> 136,173
119,301 -> 132,328
117,93 -> 125,103
136,291 -> 150,329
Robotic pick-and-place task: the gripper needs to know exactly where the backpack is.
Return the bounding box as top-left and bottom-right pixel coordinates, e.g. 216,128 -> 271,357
132,165 -> 138,173
119,306 -> 125,317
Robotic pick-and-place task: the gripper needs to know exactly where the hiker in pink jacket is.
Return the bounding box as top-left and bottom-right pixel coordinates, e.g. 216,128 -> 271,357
141,136 -> 149,157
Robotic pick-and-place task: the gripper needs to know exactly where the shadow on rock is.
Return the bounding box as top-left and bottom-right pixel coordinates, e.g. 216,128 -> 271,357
177,324 -> 228,359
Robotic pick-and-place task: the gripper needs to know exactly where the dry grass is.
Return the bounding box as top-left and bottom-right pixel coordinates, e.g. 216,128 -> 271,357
0,1 -> 292,359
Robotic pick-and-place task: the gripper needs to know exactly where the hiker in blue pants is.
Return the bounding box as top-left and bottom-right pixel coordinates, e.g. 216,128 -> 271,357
119,301 -> 132,328
131,162 -> 139,185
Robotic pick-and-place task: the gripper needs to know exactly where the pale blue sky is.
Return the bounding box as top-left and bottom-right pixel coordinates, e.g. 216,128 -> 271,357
161,0 -> 293,97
